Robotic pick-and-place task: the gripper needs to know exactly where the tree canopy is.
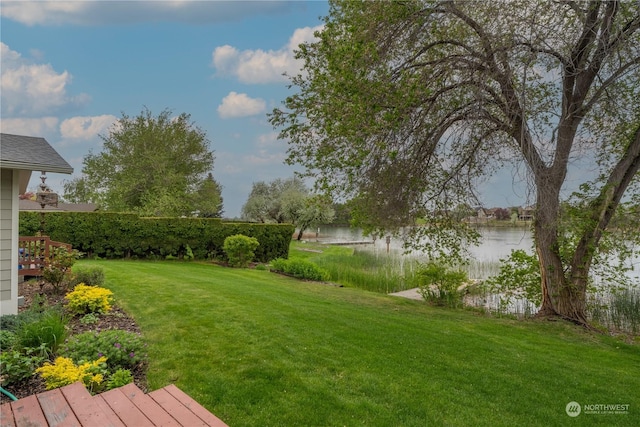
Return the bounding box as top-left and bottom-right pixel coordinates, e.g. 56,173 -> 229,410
270,0 -> 640,324
242,177 -> 335,239
63,108 -> 221,217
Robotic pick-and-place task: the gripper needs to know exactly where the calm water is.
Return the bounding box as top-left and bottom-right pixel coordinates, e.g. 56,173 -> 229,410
314,225 -> 639,280
316,225 -> 533,262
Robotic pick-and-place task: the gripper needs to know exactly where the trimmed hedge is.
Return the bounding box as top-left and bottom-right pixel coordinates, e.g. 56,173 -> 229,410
19,212 -> 293,262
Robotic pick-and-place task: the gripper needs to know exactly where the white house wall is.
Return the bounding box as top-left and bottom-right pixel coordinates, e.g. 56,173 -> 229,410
0,168 -> 19,315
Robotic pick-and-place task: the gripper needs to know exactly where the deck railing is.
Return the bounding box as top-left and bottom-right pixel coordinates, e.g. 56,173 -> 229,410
18,236 -> 72,276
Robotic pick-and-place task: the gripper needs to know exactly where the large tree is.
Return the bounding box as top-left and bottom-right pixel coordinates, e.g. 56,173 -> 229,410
270,0 -> 640,324
242,177 -> 335,238
63,108 -> 219,217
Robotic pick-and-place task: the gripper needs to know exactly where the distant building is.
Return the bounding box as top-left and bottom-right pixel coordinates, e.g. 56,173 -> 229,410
19,199 -> 98,212
518,206 -> 535,221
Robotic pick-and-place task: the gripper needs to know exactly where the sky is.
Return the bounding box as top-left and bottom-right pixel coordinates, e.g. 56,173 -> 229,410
1,0 -> 331,217
1,0 -> 595,217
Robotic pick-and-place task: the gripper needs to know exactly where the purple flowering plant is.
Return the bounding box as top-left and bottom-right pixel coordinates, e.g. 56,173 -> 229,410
61,330 -> 147,372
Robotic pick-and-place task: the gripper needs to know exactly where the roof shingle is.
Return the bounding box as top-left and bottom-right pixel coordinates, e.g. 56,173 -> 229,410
0,133 -> 73,174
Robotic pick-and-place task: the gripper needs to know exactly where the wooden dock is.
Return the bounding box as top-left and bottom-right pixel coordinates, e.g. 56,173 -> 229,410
1,382 -> 228,427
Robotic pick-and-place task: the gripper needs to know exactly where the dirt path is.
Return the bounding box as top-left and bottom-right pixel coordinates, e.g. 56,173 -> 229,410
388,288 -> 423,301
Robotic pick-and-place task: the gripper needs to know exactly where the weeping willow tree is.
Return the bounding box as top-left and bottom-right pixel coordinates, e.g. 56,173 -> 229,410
270,0 -> 640,325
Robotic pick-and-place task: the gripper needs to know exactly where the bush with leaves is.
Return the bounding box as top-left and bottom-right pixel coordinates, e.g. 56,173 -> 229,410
36,356 -> 107,392
62,330 -> 147,371
0,330 -> 17,350
65,284 -> 113,315
0,350 -> 44,386
42,246 -> 82,293
484,250 -> 541,312
106,368 -> 134,390
70,266 -> 105,287
270,258 -> 330,282
223,234 -> 260,267
415,261 -> 468,308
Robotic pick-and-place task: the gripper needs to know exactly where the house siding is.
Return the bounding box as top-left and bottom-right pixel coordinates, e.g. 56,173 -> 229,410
0,168 -> 18,315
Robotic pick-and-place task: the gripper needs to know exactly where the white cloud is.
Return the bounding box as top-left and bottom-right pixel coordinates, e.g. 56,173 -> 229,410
59,114 -> 117,141
0,117 -> 59,136
217,92 -> 266,119
0,42 -> 89,117
1,1 -> 292,26
212,25 -> 323,84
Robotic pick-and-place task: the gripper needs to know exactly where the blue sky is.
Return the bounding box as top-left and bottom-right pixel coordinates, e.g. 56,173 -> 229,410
1,0 -> 329,217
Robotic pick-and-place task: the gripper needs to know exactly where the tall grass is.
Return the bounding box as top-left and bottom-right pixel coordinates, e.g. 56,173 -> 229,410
588,288 -> 640,334
311,248 -> 421,293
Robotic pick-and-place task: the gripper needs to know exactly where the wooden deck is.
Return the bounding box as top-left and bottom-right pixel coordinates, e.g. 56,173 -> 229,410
0,382 -> 228,427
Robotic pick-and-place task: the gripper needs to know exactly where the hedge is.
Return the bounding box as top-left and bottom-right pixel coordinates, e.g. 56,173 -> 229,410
19,212 -> 294,262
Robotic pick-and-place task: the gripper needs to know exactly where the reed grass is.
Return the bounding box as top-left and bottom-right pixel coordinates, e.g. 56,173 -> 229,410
588,288 -> 640,334
291,243 -> 421,293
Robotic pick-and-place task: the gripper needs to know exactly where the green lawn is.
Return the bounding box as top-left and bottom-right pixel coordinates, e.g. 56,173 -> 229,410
82,260 -> 640,426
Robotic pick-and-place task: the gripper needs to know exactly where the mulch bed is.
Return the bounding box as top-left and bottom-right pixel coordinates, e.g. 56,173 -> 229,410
1,280 -> 147,404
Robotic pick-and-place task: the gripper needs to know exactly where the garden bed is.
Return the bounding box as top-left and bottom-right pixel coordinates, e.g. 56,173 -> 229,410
0,280 -> 147,404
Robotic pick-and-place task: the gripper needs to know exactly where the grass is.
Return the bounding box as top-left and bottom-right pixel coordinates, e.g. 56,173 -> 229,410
79,259 -> 640,426
290,242 -> 420,293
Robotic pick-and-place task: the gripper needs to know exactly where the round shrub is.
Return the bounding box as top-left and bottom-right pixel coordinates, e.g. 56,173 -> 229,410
65,284 -> 113,315
223,234 -> 260,267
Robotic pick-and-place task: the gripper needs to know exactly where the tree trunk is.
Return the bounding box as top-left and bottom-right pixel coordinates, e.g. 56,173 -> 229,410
296,228 -> 305,241
533,171 -> 589,324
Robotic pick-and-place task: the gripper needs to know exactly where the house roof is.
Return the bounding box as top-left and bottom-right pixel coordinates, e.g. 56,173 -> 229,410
0,133 -> 73,174
19,199 -> 99,212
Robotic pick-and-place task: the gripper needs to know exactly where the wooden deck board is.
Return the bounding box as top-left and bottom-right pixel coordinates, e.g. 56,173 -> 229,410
10,395 -> 48,427
118,383 -> 180,427
92,396 -> 127,427
37,389 -> 81,427
147,388 -> 207,427
1,403 -> 16,427
60,382 -> 116,427
99,388 -> 155,427
161,385 -> 229,427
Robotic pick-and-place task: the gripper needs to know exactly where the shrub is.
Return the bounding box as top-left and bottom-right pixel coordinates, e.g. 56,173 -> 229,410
42,247 -> 82,293
484,249 -> 541,312
80,313 -> 100,325
106,368 -> 134,390
36,356 -> 106,392
15,308 -> 68,356
62,330 -> 147,371
65,284 -> 113,315
223,234 -> 260,267
270,258 -> 330,282
20,211 -> 294,262
0,330 -> 17,350
0,350 -> 44,386
71,266 -> 105,287
415,262 -> 468,308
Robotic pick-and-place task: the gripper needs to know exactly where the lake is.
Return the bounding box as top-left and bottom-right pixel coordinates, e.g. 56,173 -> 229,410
314,225 -> 639,281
